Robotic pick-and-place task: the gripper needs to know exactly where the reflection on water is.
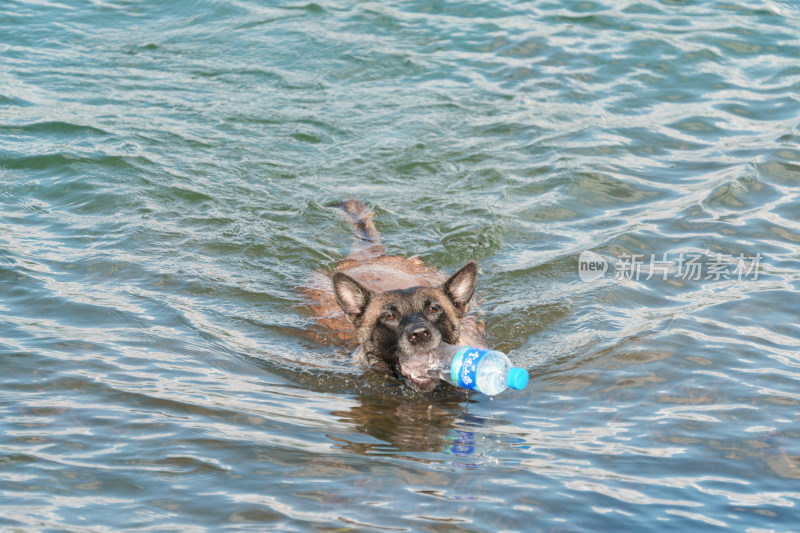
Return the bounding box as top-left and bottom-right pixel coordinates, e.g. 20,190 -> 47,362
329,390 -> 520,469
331,395 -> 466,455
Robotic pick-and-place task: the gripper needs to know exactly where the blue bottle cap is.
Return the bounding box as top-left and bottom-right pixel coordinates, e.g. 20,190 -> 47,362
506,368 -> 529,390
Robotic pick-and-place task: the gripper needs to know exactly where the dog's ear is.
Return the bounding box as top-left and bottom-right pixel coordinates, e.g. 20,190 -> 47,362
442,260 -> 478,314
332,272 -> 371,323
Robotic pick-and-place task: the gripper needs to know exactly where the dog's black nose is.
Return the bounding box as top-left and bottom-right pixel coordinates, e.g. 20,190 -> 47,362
408,325 -> 431,345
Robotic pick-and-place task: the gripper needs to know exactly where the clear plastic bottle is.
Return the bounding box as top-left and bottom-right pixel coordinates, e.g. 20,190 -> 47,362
431,344 -> 529,396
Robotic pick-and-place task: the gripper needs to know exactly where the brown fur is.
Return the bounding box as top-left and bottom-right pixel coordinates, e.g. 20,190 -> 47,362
300,200 -> 485,390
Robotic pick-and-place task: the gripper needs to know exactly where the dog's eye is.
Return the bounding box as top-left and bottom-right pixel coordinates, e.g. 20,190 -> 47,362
383,312 -> 397,321
426,305 -> 440,314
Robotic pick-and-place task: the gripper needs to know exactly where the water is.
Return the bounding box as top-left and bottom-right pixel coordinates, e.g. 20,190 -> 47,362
1,0 -> 799,530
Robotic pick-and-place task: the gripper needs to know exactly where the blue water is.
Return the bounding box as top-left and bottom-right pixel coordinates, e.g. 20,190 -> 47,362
2,0 -> 800,531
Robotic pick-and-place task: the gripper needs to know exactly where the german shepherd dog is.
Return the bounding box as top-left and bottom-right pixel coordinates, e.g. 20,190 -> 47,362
302,200 -> 486,392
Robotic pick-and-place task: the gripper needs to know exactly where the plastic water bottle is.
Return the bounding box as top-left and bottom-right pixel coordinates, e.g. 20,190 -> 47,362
432,344 -> 529,396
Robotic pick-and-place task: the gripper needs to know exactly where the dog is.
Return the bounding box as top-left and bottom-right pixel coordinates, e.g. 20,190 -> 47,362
301,200 -> 485,392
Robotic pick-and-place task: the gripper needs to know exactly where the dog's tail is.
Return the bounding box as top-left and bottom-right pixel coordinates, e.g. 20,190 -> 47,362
335,199 -> 384,258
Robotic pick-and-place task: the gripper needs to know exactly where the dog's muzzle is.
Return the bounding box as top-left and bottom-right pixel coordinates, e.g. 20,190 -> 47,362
397,316 -> 442,391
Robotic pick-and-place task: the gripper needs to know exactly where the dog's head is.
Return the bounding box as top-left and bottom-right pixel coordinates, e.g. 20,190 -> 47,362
332,261 -> 478,392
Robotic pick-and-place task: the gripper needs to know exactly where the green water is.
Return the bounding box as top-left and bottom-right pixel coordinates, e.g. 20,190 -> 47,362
2,0 -> 800,531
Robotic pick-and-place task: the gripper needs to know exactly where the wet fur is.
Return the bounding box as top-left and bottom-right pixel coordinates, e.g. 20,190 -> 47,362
300,200 -> 485,388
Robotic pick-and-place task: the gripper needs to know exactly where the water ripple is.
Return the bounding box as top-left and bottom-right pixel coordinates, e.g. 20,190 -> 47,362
2,0 -> 800,530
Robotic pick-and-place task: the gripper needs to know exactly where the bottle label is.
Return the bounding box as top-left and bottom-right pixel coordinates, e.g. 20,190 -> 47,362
451,347 -> 490,391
